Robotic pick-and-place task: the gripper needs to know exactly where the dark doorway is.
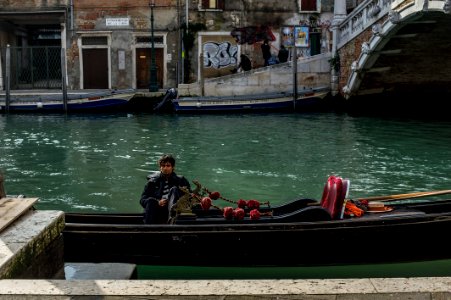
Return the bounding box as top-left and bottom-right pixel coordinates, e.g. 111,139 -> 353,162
136,48 -> 163,89
310,32 -> 321,56
83,49 -> 108,89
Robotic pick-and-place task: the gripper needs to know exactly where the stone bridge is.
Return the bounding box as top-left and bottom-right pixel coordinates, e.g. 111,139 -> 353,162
333,0 -> 451,102
180,0 -> 451,109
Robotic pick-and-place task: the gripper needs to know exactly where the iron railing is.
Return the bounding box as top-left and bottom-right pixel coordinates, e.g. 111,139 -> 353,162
1,46 -> 62,90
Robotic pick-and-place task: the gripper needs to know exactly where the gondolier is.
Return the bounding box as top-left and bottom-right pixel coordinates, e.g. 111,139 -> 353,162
139,154 -> 191,224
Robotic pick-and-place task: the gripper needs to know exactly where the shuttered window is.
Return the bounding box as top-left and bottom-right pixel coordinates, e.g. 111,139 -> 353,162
201,0 -> 224,10
300,0 -> 318,12
82,36 -> 108,46
136,36 -> 164,44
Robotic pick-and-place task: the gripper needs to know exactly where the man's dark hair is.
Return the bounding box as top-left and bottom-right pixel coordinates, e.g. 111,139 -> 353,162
158,154 -> 175,166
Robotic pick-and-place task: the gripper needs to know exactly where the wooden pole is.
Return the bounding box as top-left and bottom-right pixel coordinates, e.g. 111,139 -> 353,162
356,189 -> 451,202
292,46 -> 297,110
0,46 -> 3,90
5,44 -> 10,113
200,52 -> 204,96
0,172 -> 6,199
308,189 -> 451,206
61,49 -> 68,113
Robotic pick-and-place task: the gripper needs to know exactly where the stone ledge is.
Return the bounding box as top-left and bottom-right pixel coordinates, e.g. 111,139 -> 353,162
0,277 -> 449,298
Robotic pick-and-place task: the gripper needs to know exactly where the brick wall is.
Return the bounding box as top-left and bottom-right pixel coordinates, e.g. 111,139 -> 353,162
337,17 -> 387,96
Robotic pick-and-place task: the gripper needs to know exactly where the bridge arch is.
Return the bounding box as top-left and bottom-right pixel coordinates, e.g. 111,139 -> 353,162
336,0 -> 451,100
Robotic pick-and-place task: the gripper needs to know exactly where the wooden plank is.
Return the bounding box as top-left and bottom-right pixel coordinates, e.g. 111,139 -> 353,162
0,173 -> 6,198
0,198 -> 39,233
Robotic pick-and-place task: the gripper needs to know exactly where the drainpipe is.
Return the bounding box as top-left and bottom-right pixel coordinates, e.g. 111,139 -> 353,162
177,0 -> 181,84
182,0 -> 189,83
330,0 -> 347,96
70,0 -> 74,29
186,0 -> 189,29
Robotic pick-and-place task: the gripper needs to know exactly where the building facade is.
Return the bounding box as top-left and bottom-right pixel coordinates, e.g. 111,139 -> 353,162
0,0 -> 336,91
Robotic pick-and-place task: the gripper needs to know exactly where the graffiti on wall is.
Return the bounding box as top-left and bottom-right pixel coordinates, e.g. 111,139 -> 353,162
230,26 -> 276,45
203,41 -> 238,69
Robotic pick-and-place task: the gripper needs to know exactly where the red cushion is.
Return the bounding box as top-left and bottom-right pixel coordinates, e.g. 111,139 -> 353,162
320,176 -> 347,219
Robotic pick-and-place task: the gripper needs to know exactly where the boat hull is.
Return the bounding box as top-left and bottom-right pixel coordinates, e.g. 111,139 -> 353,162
63,200 -> 451,267
173,89 -> 330,113
0,92 -> 135,113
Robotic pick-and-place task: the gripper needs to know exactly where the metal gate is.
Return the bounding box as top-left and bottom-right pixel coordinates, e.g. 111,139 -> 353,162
1,46 -> 62,90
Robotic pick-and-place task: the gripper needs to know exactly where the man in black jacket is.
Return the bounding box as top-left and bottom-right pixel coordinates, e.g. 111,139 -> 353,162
140,154 -> 191,224
261,39 -> 271,66
238,54 -> 252,71
278,45 -> 289,63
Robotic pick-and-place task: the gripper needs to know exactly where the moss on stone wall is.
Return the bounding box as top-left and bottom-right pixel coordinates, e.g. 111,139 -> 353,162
0,213 -> 65,279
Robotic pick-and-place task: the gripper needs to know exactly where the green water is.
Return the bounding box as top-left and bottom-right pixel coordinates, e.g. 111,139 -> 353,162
137,259 -> 451,279
1,112 -> 451,278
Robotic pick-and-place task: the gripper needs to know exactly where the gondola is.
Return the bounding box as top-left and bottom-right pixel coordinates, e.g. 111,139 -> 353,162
63,176 -> 451,267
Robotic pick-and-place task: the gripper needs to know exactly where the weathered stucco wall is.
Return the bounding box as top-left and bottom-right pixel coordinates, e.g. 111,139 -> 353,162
178,53 -> 331,97
185,0 -> 336,84
0,0 -> 68,9
68,0 -> 180,89
1,0 -> 336,91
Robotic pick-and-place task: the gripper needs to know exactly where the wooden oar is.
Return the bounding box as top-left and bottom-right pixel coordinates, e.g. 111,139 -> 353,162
308,189 -> 451,206
355,189 -> 451,202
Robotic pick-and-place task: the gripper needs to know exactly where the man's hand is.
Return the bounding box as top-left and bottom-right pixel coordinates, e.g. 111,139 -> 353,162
159,199 -> 168,206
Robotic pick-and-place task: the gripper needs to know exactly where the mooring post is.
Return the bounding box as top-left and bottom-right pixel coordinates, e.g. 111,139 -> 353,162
292,46 -> 298,110
5,44 -> 11,113
199,52 -> 205,97
61,49 -> 68,113
0,172 -> 6,199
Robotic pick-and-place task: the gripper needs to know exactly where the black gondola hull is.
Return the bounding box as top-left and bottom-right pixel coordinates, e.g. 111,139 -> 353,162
63,200 -> 451,267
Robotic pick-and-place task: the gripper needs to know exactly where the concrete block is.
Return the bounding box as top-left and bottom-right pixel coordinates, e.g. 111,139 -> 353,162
64,263 -> 137,280
0,210 -> 65,279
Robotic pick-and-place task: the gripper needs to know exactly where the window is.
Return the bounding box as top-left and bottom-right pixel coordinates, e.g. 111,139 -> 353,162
136,36 -> 164,44
200,0 -> 224,10
82,36 -> 108,46
300,0 -> 319,12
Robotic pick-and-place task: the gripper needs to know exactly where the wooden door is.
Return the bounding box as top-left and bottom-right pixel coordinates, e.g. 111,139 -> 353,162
136,48 -> 163,89
83,49 -> 108,89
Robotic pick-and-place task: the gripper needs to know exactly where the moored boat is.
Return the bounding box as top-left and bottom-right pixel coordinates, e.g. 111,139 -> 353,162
172,86 -> 330,113
63,176 -> 451,267
0,89 -> 136,113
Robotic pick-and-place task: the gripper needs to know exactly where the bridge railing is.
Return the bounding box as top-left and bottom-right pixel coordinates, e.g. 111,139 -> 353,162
336,0 -> 392,49
337,0 -> 448,49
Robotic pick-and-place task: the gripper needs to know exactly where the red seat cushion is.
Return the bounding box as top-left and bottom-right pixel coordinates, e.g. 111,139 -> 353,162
320,176 -> 348,219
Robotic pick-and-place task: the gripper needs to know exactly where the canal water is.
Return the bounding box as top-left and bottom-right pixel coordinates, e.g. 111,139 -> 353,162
1,111 -> 451,278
